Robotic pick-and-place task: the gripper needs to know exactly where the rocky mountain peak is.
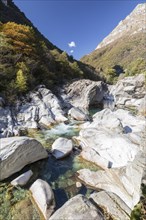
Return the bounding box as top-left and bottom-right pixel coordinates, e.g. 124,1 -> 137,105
95,3 -> 146,50
133,3 -> 146,13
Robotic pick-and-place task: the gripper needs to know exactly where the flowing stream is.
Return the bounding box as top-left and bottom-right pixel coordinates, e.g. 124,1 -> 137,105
0,117 -> 100,220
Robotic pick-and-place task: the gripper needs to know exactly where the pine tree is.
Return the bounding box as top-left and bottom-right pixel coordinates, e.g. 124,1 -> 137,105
15,69 -> 27,92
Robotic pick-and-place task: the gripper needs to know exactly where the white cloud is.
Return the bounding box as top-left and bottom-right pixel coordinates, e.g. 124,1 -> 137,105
68,41 -> 76,48
70,50 -> 74,53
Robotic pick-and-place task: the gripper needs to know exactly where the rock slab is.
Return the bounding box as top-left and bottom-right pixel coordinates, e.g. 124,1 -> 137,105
77,152 -> 145,210
90,191 -> 131,220
76,127 -> 138,168
0,136 -> 48,180
49,194 -> 104,220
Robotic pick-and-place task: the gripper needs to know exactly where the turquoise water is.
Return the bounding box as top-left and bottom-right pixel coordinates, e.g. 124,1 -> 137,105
28,122 -> 80,149
33,152 -> 99,210
0,118 -> 100,219
28,121 -> 100,209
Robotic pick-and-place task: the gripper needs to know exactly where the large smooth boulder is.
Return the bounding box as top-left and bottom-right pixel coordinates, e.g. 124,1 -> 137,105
30,179 -> 55,220
52,137 -> 73,159
77,152 -> 145,210
0,137 -> 48,180
61,79 -> 107,110
11,170 -> 33,186
107,74 -> 145,109
90,191 -> 131,220
75,127 -> 138,168
49,194 -> 104,220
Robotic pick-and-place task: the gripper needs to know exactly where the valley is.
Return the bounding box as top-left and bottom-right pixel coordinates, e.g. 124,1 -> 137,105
0,1 -> 146,220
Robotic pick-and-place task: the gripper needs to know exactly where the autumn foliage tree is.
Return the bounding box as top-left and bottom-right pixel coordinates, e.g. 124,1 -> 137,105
1,22 -> 36,55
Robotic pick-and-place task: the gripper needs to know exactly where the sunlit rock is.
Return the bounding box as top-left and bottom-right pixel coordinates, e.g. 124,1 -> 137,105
11,170 -> 33,186
77,152 -> 145,210
75,127 -> 138,168
109,74 -> 145,110
49,194 -> 104,220
0,137 -> 48,180
90,191 -> 131,220
16,86 -> 67,129
52,137 -> 73,159
68,107 -> 89,121
30,179 -> 55,220
61,79 -> 107,110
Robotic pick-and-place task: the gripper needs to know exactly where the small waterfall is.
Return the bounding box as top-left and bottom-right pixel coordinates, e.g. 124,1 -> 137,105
43,122 -> 79,138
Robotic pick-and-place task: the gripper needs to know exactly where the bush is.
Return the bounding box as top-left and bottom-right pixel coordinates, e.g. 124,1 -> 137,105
126,58 -> 146,76
104,67 -> 118,84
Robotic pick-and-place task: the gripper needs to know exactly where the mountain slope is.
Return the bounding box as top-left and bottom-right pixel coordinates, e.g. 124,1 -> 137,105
81,3 -> 146,83
0,0 -> 98,104
95,3 -> 145,50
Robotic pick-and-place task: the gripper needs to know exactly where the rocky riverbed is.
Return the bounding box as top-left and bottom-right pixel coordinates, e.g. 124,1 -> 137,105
0,75 -> 145,220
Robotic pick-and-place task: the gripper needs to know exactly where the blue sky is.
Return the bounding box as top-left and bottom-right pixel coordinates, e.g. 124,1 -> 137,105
13,0 -> 144,60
